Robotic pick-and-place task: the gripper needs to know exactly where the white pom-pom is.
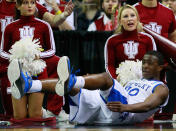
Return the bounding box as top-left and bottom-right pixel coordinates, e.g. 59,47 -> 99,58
22,59 -> 46,76
9,37 -> 46,75
9,37 -> 41,62
116,60 -> 142,86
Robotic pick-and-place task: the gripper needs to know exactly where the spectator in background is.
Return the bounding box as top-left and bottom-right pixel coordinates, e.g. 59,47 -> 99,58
76,0 -> 101,30
134,0 -> 176,120
104,4 -> 156,79
38,0 -> 75,30
0,0 -> 73,119
134,0 -> 176,43
87,0 -> 120,31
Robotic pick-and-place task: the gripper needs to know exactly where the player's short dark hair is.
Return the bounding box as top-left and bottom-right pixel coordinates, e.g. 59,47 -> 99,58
145,51 -> 164,65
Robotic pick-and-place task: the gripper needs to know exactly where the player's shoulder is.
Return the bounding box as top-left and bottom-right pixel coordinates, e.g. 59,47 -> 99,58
144,79 -> 164,86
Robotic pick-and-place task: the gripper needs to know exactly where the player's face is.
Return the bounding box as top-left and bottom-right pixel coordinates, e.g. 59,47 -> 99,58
120,8 -> 138,31
17,0 -> 36,16
142,54 -> 161,80
102,0 -> 118,15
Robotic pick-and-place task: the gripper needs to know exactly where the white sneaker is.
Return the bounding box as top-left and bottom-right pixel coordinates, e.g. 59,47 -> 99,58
8,59 -> 20,84
42,107 -> 48,118
58,110 -> 69,122
55,56 -> 70,96
45,109 -> 69,122
8,59 -> 23,99
7,59 -> 32,99
172,114 -> 176,121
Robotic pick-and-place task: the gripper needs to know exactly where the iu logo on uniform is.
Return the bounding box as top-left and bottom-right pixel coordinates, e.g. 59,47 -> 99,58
19,26 -> 35,39
144,22 -> 162,34
0,16 -> 13,32
123,41 -> 139,59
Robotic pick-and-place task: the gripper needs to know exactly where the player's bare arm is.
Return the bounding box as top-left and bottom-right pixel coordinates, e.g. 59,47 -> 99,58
107,85 -> 169,113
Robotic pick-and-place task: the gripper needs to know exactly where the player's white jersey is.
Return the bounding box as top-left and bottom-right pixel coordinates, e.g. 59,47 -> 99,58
124,79 -> 167,107
69,79 -> 169,124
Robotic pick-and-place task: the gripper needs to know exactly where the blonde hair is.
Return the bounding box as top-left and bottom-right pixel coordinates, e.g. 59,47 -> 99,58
114,4 -> 143,34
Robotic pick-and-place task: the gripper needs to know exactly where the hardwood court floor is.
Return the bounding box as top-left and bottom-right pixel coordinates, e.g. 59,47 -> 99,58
1,120 -> 176,131
1,129 -> 176,131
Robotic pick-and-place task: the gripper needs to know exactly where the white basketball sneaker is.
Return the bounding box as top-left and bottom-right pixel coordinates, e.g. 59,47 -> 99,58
55,56 -> 77,96
7,59 -> 32,99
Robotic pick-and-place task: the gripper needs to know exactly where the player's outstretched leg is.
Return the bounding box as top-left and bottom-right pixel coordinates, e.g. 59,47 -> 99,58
55,56 -> 77,96
7,59 -> 32,99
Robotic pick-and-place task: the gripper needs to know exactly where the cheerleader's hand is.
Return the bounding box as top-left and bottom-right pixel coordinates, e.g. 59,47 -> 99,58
35,55 -> 40,60
116,75 -> 120,82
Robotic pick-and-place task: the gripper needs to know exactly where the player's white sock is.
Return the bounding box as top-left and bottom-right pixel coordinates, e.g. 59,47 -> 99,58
28,80 -> 42,93
73,76 -> 85,88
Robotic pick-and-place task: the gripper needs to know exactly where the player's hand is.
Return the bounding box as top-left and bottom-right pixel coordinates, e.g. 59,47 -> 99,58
64,0 -> 74,17
107,101 -> 126,112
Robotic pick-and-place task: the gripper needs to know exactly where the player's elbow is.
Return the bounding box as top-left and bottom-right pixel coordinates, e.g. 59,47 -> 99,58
144,104 -> 154,112
141,102 -> 155,112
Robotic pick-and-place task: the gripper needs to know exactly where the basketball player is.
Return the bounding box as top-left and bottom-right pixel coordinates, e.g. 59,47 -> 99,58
134,0 -> 176,120
8,51 -> 169,124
